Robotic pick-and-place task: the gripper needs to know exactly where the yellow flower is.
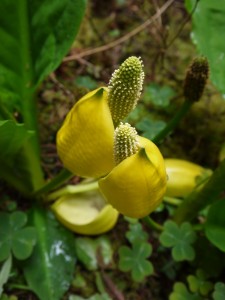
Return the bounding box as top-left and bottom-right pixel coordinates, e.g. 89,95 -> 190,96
165,158 -> 211,197
98,136 -> 167,218
51,189 -> 119,235
57,87 -> 115,178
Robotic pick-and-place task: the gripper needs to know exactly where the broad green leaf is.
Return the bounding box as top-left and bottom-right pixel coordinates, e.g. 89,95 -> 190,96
0,120 -> 44,194
205,199 -> 225,252
193,236 -> 225,277
118,242 -> 153,282
75,236 -> 113,271
169,282 -> 202,300
23,206 -> 76,300
213,283 -> 225,300
185,0 -> 225,96
159,221 -> 196,261
0,255 -> 12,297
0,120 -> 32,159
0,0 -> 86,112
0,211 -> 36,261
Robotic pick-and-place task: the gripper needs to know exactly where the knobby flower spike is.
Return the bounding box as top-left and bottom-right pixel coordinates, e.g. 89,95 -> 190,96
183,56 -> 209,102
99,123 -> 167,218
57,87 -> 114,178
114,122 -> 140,164
108,56 -> 144,126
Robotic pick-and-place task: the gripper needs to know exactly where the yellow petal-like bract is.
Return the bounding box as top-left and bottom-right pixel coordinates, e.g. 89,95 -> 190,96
51,191 -> 119,235
98,136 -> 167,218
57,88 -> 115,178
165,158 -> 207,197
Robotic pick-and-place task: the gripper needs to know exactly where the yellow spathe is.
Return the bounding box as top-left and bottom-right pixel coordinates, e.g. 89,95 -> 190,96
165,158 -> 208,197
98,136 -> 167,218
51,191 -> 119,235
57,87 -> 115,178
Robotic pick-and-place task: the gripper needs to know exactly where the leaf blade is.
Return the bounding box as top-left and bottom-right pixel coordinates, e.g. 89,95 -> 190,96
23,206 -> 76,300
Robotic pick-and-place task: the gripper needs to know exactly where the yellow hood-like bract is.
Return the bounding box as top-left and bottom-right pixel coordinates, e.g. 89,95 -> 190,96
51,191 -> 119,235
98,136 -> 167,218
57,87 -> 115,178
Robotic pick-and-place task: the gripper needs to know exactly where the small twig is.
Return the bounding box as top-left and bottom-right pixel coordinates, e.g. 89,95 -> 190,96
101,271 -> 125,300
166,0 -> 200,48
63,0 -> 175,62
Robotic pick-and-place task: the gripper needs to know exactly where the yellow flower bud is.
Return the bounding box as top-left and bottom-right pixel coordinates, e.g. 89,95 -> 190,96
98,136 -> 167,218
165,158 -> 211,197
57,87 -> 115,178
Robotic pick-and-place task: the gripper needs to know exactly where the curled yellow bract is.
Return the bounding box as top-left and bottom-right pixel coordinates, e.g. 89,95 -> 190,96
57,88 -> 115,178
98,136 -> 167,218
51,191 -> 119,235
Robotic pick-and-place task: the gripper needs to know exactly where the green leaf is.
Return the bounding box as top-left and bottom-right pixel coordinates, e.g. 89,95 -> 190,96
185,0 -> 225,96
169,282 -> 202,300
75,236 -> 113,271
136,117 -> 166,140
0,0 -> 86,112
23,206 -> 76,300
0,255 -> 12,297
187,269 -> 213,296
205,199 -> 225,252
143,83 -> 175,107
0,120 -> 45,194
0,211 -> 36,261
193,236 -> 225,277
0,120 -> 44,194
125,222 -> 148,245
118,242 -> 153,282
213,282 -> 225,300
0,120 -> 32,160
159,221 -> 196,261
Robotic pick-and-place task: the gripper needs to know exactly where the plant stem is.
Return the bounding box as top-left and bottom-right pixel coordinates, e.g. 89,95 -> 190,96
152,100 -> 192,144
33,168 -> 73,198
142,216 -> 164,231
8,284 -> 32,291
163,196 -> 182,206
17,2 -> 44,191
173,159 -> 225,224
46,180 -> 99,201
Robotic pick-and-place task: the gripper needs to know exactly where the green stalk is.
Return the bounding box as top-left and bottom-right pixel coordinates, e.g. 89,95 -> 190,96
46,181 -> 99,202
34,168 -> 73,198
17,1 -> 44,191
173,159 -> 225,224
152,100 -> 192,144
163,196 -> 182,206
142,216 -> 164,231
